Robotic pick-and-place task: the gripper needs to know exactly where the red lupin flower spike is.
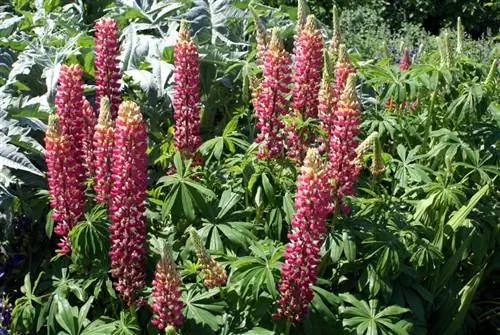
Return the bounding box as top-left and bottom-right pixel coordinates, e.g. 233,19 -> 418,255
94,18 -> 121,118
93,97 -> 114,204
334,44 -> 355,100
150,245 -> 184,331
400,46 -> 411,71
253,28 -> 291,159
108,101 -> 148,306
274,148 -> 333,322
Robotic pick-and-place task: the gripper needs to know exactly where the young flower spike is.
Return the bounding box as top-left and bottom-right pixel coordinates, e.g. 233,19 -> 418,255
399,47 -> 411,71
189,229 -> 227,289
94,18 -> 121,118
109,101 -> 148,306
93,97 -> 114,204
334,44 -> 355,100
173,21 -> 202,160
45,114 -> 84,254
318,67 -> 336,153
253,28 -> 291,159
150,245 -> 184,331
274,148 -> 333,322
82,98 -> 96,178
250,5 -> 268,67
329,5 -> 341,59
286,15 -> 323,162
328,73 -> 362,213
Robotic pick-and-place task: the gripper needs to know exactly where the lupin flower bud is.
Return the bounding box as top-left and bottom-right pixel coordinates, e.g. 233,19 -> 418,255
93,98 -> 114,204
443,30 -> 452,68
334,44 -> 355,99
250,6 -> 267,67
45,115 -> 84,254
150,246 -> 184,331
189,230 -> 227,288
437,36 -> 446,67
296,0 -> 309,32
109,101 -> 148,306
484,59 -> 498,87
173,22 -> 202,160
328,74 -> 361,213
400,47 -> 411,71
94,18 -> 121,118
274,148 -> 333,322
286,15 -> 323,162
355,132 -> 385,176
318,67 -> 336,153
329,5 -> 341,58
456,17 -> 464,54
253,29 -> 291,159
82,98 -> 96,178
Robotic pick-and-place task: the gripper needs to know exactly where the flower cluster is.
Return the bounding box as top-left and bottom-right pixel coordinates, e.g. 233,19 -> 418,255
399,47 -> 411,71
45,114 -> 84,254
172,22 -> 202,160
286,15 -> 323,162
82,98 -> 96,178
94,18 -> 121,118
254,29 -> 291,159
190,230 -> 227,288
108,101 -> 148,306
0,296 -> 12,335
328,74 -> 362,213
150,247 -> 184,331
274,148 -> 333,322
334,44 -> 356,100
93,97 -> 114,204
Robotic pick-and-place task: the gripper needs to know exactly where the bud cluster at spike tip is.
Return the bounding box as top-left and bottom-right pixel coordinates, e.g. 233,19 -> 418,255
274,148 -> 333,322
253,29 -> 291,159
150,247 -> 184,331
45,115 -> 84,254
94,18 -> 121,118
286,15 -> 324,162
250,6 -> 267,67
334,45 -> 356,100
190,230 -> 227,288
93,97 -> 114,204
172,22 -> 202,160
328,74 -> 362,214
82,98 -> 96,178
399,47 -> 411,71
108,101 -> 148,306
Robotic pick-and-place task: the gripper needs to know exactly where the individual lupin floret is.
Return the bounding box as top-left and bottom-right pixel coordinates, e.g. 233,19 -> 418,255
45,114 -> 84,254
189,230 -> 227,289
150,246 -> 184,331
172,22 -> 202,161
253,29 -> 291,159
93,97 -> 114,204
328,73 -> 362,214
108,101 -> 148,307
274,148 -> 333,322
94,18 -> 121,118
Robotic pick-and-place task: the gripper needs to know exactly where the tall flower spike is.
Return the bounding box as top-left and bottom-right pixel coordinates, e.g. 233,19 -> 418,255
45,115 -> 84,254
328,73 -> 361,213
93,97 -> 114,204
109,101 -> 148,306
274,148 -> 333,322
189,230 -> 227,288
286,15 -> 323,162
94,18 -> 121,118
250,6 -> 267,67
253,29 -> 291,159
456,17 -> 463,54
318,67 -> 336,153
443,30 -> 452,68
150,245 -> 184,331
173,22 -> 202,160
82,98 -> 96,178
334,44 -> 356,100
437,36 -> 446,67
400,47 -> 411,71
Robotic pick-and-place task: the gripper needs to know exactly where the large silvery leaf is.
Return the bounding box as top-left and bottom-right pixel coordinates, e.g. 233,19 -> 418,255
184,0 -> 246,46
0,141 -> 43,176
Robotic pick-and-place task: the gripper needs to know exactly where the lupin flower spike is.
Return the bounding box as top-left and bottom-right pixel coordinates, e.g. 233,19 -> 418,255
173,21 -> 202,161
400,47 -> 411,71
334,44 -> 356,99
189,229 -> 227,288
328,73 -> 361,213
456,17 -> 464,54
94,18 -> 121,118
443,30 -> 452,68
329,5 -> 341,58
318,66 -> 336,153
82,98 -> 96,178
253,28 -> 291,159
250,5 -> 268,67
274,148 -> 333,322
296,0 -> 309,32
150,245 -> 184,331
45,114 -> 84,254
93,97 -> 114,204
355,132 -> 385,176
109,101 -> 148,307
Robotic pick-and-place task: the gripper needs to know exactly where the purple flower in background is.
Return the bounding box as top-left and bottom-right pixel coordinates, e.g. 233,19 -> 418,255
0,296 -> 12,335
